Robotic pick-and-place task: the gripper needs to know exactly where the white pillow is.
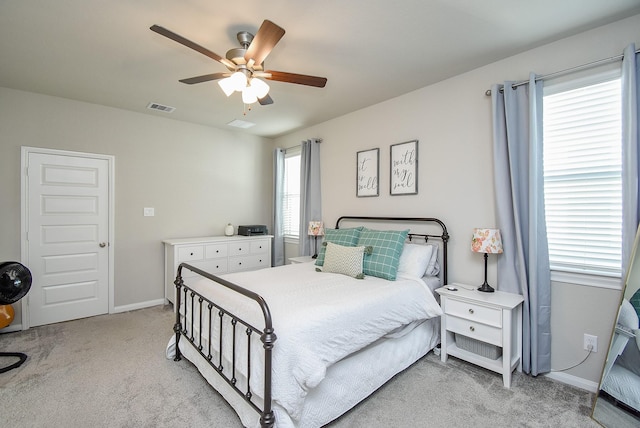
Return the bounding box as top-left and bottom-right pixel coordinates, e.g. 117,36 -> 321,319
321,242 -> 366,278
618,299 -> 639,329
425,244 -> 440,276
398,243 -> 433,277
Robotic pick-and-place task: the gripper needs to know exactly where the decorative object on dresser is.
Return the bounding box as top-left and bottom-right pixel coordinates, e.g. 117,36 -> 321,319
471,228 -> 503,292
224,223 -> 234,236
436,284 -> 524,388
308,220 -> 325,258
162,235 -> 273,304
237,225 -> 268,236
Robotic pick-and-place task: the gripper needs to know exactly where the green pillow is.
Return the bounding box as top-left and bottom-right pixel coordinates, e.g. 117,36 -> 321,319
314,227 -> 364,266
357,228 -> 409,280
630,288 -> 640,319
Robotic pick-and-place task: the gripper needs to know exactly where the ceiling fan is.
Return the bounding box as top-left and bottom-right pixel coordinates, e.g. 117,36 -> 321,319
150,20 -> 327,106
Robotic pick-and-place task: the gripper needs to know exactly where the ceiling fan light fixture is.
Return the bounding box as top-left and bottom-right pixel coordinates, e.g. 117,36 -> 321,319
249,78 -> 270,99
218,76 -> 237,97
242,87 -> 258,105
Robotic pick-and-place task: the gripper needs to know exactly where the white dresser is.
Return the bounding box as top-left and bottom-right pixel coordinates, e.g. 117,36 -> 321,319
163,235 -> 273,304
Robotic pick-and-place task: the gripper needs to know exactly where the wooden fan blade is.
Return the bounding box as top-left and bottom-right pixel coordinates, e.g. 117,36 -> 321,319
258,94 -> 274,105
244,20 -> 285,66
150,25 -> 235,69
264,70 -> 327,88
179,73 -> 228,85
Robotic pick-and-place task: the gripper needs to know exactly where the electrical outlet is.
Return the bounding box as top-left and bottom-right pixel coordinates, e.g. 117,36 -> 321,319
143,207 -> 155,217
584,334 -> 598,352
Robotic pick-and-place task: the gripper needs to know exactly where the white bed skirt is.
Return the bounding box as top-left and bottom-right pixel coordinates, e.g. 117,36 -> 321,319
172,317 -> 440,428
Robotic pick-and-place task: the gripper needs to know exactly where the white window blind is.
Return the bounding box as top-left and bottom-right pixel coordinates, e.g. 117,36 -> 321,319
543,77 -> 622,277
283,151 -> 301,238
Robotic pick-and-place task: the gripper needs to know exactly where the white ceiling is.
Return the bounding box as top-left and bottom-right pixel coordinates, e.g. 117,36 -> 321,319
1,0 -> 639,138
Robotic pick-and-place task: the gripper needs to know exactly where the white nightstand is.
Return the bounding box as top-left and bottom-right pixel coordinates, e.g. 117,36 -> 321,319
288,256 -> 315,264
435,284 -> 524,388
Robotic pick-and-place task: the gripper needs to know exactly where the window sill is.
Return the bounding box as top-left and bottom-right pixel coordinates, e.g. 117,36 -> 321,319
284,236 -> 299,245
550,270 -> 622,290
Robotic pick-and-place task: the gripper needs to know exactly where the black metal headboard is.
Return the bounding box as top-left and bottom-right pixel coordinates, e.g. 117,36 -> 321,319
335,216 -> 449,284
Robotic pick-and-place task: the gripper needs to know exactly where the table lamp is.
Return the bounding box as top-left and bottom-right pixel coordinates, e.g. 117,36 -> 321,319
471,228 -> 503,292
308,221 -> 325,258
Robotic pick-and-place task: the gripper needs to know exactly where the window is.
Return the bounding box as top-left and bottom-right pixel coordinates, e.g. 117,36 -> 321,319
283,149 -> 301,239
543,75 -> 622,279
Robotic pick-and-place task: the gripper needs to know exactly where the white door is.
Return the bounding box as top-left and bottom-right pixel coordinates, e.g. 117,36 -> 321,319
24,149 -> 112,327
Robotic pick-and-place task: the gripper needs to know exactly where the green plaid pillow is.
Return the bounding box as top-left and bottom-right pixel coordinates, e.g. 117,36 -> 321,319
357,229 -> 409,280
314,227 -> 364,266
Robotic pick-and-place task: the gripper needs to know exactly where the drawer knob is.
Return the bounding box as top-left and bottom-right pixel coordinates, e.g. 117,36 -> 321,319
190,252 -> 194,256
469,326 -> 475,332
468,308 -> 474,314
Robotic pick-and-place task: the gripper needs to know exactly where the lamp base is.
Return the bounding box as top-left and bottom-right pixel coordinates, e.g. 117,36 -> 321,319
477,282 -> 495,293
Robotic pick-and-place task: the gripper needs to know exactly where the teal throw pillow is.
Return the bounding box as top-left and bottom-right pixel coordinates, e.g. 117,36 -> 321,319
314,227 -> 363,266
357,229 -> 409,280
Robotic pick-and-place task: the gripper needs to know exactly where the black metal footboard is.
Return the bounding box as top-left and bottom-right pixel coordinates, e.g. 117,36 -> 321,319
173,263 -> 277,428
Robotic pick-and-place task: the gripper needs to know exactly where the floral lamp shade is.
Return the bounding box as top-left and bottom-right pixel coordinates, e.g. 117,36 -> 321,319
471,228 -> 503,254
471,228 -> 503,293
308,221 -> 325,237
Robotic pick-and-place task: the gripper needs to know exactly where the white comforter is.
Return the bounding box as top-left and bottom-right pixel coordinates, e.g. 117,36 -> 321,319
175,262 -> 442,421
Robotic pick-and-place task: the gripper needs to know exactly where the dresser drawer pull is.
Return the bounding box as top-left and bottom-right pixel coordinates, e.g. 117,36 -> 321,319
468,308 -> 474,314
469,326 -> 475,332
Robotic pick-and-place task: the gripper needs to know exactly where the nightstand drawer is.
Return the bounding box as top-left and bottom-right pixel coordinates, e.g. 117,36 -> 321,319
446,314 -> 502,346
445,299 -> 502,328
178,245 -> 204,262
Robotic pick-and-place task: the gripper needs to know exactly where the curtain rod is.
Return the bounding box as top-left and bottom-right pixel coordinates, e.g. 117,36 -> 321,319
484,47 -> 639,96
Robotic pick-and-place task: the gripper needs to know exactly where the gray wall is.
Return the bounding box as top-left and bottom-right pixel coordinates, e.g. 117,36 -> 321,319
0,87 -> 274,316
274,14 -> 640,387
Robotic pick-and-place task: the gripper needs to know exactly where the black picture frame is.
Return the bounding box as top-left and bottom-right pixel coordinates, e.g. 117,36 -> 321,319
356,148 -> 379,197
390,140 -> 418,195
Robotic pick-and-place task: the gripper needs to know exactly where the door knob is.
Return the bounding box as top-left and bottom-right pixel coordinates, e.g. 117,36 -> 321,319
99,242 -> 107,248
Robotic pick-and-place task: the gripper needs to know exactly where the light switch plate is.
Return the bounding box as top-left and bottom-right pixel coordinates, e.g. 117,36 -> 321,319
143,207 -> 155,217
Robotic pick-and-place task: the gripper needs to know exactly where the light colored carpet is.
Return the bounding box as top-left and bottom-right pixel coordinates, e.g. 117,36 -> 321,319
0,305 -> 599,427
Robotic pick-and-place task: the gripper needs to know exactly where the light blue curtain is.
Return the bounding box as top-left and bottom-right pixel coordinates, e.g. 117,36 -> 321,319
299,139 -> 322,257
272,149 -> 285,266
622,43 -> 640,276
491,73 -> 551,375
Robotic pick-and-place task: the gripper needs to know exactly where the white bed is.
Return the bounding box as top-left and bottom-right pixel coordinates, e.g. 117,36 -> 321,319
166,216 -> 449,427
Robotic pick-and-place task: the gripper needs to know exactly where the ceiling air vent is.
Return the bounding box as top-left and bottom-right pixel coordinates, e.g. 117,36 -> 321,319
146,102 -> 176,113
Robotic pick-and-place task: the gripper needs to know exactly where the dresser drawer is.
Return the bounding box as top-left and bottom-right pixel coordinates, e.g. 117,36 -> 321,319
446,314 -> 502,346
205,243 -> 228,259
250,240 -> 269,254
228,255 -> 270,273
177,245 -> 204,262
193,257 -> 228,275
229,242 -> 251,256
445,299 -> 502,328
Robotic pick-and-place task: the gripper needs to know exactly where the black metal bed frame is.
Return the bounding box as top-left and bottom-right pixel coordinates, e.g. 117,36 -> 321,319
172,216 -> 449,428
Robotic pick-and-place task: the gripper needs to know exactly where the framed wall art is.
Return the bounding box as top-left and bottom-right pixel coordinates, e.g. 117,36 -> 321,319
390,140 -> 418,195
356,148 -> 379,197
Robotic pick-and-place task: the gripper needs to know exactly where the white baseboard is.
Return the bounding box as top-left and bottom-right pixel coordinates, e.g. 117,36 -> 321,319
0,323 -> 23,333
113,298 -> 167,314
545,371 -> 599,393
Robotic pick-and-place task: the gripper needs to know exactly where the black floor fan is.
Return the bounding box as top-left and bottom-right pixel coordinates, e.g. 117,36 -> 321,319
0,261 -> 32,373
